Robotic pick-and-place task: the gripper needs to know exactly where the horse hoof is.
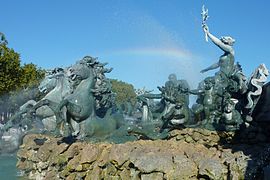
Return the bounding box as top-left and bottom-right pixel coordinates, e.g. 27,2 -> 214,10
57,135 -> 76,145
76,135 -> 86,141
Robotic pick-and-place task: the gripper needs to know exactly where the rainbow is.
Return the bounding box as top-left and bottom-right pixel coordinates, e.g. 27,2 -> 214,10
106,47 -> 194,60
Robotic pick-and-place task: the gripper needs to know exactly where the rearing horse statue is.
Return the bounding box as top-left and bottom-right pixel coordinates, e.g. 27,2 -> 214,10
2,69 -> 61,132
55,58 -> 97,137
32,68 -> 73,116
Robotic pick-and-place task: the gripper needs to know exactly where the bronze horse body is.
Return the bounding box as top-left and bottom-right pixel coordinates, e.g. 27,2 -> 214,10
28,68 -> 74,132
55,61 -> 97,137
34,69 -> 72,117
2,68 -> 72,132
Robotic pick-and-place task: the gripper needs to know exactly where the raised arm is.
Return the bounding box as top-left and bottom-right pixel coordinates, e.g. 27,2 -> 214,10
200,62 -> 220,73
203,25 -> 234,54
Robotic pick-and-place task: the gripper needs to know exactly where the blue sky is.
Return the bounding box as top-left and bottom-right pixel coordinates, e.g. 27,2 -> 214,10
1,0 -> 270,91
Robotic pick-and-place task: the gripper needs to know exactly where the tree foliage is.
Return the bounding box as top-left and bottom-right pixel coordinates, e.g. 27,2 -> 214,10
20,63 -> 45,88
0,33 -> 45,117
0,33 -> 44,94
111,79 -> 137,106
0,44 -> 21,94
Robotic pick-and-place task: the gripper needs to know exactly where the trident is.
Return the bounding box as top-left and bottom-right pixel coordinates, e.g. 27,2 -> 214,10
201,5 -> 209,42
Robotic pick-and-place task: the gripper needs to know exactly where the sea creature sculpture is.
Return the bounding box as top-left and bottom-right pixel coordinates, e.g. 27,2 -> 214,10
246,64 -> 269,109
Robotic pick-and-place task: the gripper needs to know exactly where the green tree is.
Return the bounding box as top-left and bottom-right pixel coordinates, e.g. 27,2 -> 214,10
111,79 -> 137,106
0,33 -> 45,94
0,32 -> 45,118
0,44 -> 21,95
20,63 -> 45,88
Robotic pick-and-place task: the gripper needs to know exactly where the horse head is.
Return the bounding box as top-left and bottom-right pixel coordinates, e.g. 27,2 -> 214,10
68,56 -> 96,82
38,70 -> 57,93
38,68 -> 65,94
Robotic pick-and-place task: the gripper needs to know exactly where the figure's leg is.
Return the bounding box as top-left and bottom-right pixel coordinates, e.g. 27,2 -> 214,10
43,100 -> 59,113
202,106 -> 210,125
19,100 -> 37,111
55,100 -> 68,122
160,108 -> 174,132
31,100 -> 59,133
191,104 -> 204,122
54,100 -> 68,136
29,99 -> 50,115
70,118 -> 80,136
78,121 -> 88,139
77,117 -> 95,140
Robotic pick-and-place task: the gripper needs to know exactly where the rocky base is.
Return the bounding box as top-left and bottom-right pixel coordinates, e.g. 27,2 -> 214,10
17,128 -> 270,180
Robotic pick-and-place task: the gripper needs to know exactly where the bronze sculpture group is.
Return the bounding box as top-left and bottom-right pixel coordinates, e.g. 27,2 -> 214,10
0,6 -> 269,145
